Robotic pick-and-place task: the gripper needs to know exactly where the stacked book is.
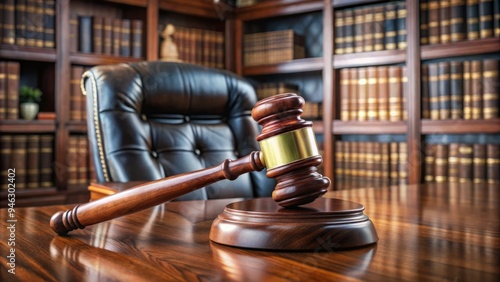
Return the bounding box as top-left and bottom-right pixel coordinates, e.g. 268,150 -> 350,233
70,15 -> 143,58
335,141 -> 408,190
70,66 -> 90,121
67,135 -> 96,186
244,30 -> 305,66
422,59 -> 499,120
0,61 -> 20,120
335,1 -> 407,54
0,0 -> 56,48
173,26 -> 225,69
339,65 -> 408,122
424,143 -> 500,184
420,0 -> 500,45
0,134 -> 54,189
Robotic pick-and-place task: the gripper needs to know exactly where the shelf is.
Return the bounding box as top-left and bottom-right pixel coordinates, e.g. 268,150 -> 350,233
242,57 -> 323,76
159,0 -> 221,18
333,49 -> 406,69
333,0 -> 385,8
421,37 -> 500,60
0,120 -> 57,133
71,53 -> 144,66
421,119 -> 500,134
332,120 -> 407,134
237,0 -> 323,21
103,0 -> 148,7
0,45 -> 56,63
67,121 -> 88,133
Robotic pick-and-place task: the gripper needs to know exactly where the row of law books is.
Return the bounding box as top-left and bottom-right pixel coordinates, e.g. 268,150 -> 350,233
255,82 -> 322,119
0,61 -> 19,120
0,0 -> 55,48
70,66 -> 90,121
67,135 -> 96,186
0,134 -> 54,190
335,141 -> 408,189
339,65 -> 407,122
335,1 -> 407,54
243,29 -> 305,66
172,26 -> 225,69
422,59 -> 499,120
420,0 -> 500,45
71,15 -> 143,58
424,143 -> 500,184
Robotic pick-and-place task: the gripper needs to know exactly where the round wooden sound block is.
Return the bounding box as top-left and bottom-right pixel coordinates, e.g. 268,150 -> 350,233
209,197 -> 378,250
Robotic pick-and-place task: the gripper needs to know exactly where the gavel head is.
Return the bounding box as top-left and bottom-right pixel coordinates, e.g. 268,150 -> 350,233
251,93 -> 330,207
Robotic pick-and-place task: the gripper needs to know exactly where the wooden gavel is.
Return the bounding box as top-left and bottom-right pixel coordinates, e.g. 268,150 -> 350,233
50,93 -> 330,235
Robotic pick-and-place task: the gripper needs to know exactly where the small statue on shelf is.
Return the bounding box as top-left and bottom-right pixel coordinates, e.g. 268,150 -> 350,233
160,24 -> 181,62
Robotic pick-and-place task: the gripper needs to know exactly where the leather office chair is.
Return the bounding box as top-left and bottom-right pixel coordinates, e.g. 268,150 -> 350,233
82,61 -> 275,201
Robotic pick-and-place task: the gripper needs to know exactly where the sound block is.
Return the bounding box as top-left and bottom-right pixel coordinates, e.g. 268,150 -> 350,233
209,197 -> 378,251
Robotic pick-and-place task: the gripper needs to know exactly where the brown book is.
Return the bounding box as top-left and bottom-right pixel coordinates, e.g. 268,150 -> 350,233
365,142 -> 375,180
131,20 -> 143,58
428,0 -> 441,44
420,0 -> 429,45
435,144 -> 448,183
0,62 -> 6,120
463,61 -> 472,119
479,0 -> 494,38
92,16 -> 103,54
27,135 -> 40,189
428,63 -> 440,120
39,135 -> 54,187
37,111 -> 56,120
495,0 -> 500,37
482,59 -> 499,119
450,0 -> 466,42
372,142 -> 382,184
70,14 -> 78,53
334,10 -> 345,55
112,19 -> 122,56
458,144 -> 473,183
380,142 -> 390,185
421,64 -> 430,119
11,135 -> 28,189
67,137 -> 79,185
402,66 -> 408,121
15,0 -> 27,46
0,135 -> 13,187
471,60 -> 483,119
77,136 -> 89,185
349,68 -> 358,120
102,18 -> 113,55
357,142 -> 367,181
354,8 -> 365,53
439,0 -> 451,43
389,142 -> 399,185
2,0 -> 15,45
120,19 -> 131,57
398,142 -> 408,184
486,144 -> 500,184
367,67 -> 378,120
467,0 -> 480,40
448,143 -> 460,182
473,144 -> 487,183
343,142 -> 352,184
424,143 -> 436,183
344,9 -> 354,54
6,62 -> 19,120
357,67 -> 368,121
351,142 -> 361,186
438,62 -> 451,120
363,9 -> 374,52
70,66 -> 84,121
377,66 -> 389,121
335,141 -> 344,184
373,5 -> 385,51
340,68 -> 350,121
450,61 -> 464,119
388,66 -> 402,121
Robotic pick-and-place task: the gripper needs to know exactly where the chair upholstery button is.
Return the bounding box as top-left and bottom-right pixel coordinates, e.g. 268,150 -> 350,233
151,151 -> 158,158
195,149 -> 201,155
184,116 -> 190,122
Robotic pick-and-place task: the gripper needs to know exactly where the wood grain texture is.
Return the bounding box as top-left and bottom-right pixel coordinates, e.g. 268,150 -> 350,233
1,183 -> 498,281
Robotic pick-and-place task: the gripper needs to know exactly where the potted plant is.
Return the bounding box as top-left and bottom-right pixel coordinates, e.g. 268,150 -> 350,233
19,85 -> 43,120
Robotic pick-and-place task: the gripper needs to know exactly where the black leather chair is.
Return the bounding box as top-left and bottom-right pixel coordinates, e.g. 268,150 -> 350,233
82,62 -> 275,201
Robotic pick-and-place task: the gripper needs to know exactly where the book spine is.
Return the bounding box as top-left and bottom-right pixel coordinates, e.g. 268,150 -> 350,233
77,136 -> 89,185
377,66 -> 389,121
103,18 -> 113,55
67,137 -> 78,185
450,0 -> 466,42
39,135 -> 54,187
335,10 -> 345,55
389,142 -> 399,185
428,63 -> 440,120
398,142 -> 408,184
424,143 -> 436,183
340,68 -> 350,121
439,0 -> 452,44
463,61 -> 473,119
397,1 -> 407,49
112,19 -> 122,56
0,136 -> 13,188
343,142 -> 352,185
388,66 -> 402,121
357,67 -> 368,121
402,66 -> 408,121
43,0 -> 55,48
349,68 -> 358,120
0,2 -> 3,42
372,142 -> 382,184
33,0 -> 45,48
363,9 -> 374,52
448,143 -> 460,182
0,62 -> 6,120
70,14 -> 78,53
78,16 -> 93,53
438,62 -> 451,120
479,0 -> 494,38
12,135 -> 27,189
2,0 -> 15,45
373,5 -> 384,51
351,142 -> 360,186
365,142 -> 374,180
428,0 -> 441,44
421,64 -> 430,119
131,20 -> 143,58
354,8 -> 365,53
6,62 -> 19,120
473,143 -> 487,183
471,60 -> 483,119
482,59 -> 499,119
420,0 -> 429,45
467,0 -> 480,40
358,142 -> 367,181
16,0 -> 27,46
344,9 -> 354,54
459,144 -> 473,182
380,142 -> 390,185
367,67 -> 378,120
495,0 -> 500,36
335,141 -> 344,185
435,144 -> 449,183
385,3 -> 398,50
93,16 -> 103,54
121,19 -> 131,57
450,61 -> 464,119
486,144 -> 500,184
27,135 -> 40,189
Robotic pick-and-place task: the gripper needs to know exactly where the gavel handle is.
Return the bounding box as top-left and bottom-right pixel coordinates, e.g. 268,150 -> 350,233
50,151 -> 265,235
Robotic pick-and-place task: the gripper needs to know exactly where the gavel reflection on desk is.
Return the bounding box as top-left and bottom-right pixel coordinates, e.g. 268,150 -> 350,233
50,93 -> 331,235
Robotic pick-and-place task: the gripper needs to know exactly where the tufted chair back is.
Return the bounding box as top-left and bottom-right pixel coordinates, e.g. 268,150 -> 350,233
82,62 -> 275,201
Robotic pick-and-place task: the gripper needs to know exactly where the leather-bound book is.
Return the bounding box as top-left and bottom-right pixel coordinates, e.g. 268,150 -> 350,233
424,143 -> 436,183
388,66 -> 402,121
373,5 -> 384,51
372,142 -> 382,184
335,10 -> 345,54
435,144 -> 448,183
363,8 -> 374,52
15,0 -> 27,46
378,66 -> 389,121
340,68 -> 350,121
70,66 -> 83,121
380,142 -> 390,185
67,136 -> 78,186
0,62 -> 6,120
351,142 -> 360,186
358,142 -> 367,180
358,67 -> 368,121
120,19 -> 131,57
450,0 -> 466,42
349,68 -> 358,120
6,62 -> 19,120
467,0 -> 480,40
367,67 -> 378,120
354,8 -> 364,53
450,61 -> 464,119
32,0 -> 45,48
103,18 -> 113,55
335,141 -> 344,185
494,0 -> 500,36
447,143 -> 460,183
27,135 -> 40,189
479,0 -> 494,38
39,135 -> 54,187
439,0 -> 451,43
92,16 -> 103,54
458,144 -> 473,183
397,1 -> 407,49
2,0 -> 15,45
420,0 -> 429,45
0,135 -> 12,183
389,142 -> 399,185
12,135 -> 27,189
344,142 -> 352,184
471,60 -> 483,119
385,3 -> 398,50
428,0 -> 441,44
78,16 -> 93,53
438,62 -> 451,120
70,14 -> 78,53
344,9 -> 355,54
131,20 -> 143,58
473,144 -> 487,183
43,0 -> 55,48
482,59 -> 499,119
78,136 -> 89,185
112,19 -> 122,56
486,144 -> 500,184
463,61 -> 472,119
421,64 -> 430,119
398,142 -> 408,184
402,66 -> 408,121
365,142 -> 375,181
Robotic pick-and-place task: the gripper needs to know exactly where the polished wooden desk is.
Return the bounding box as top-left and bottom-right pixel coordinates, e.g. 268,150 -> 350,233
1,183 -> 499,281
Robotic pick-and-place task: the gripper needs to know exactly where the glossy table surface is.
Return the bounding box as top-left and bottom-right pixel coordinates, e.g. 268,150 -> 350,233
1,183 -> 499,281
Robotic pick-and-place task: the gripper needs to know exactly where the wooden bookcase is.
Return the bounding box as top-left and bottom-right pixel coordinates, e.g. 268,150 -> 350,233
1,0 -> 499,206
